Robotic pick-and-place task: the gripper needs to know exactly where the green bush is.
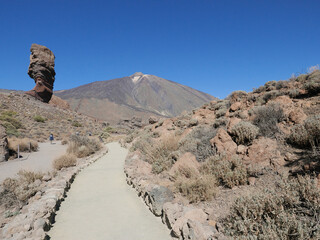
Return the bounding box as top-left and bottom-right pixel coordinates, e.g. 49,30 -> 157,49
201,154 -> 248,188
252,103 -> 285,137
71,121 -> 82,127
230,121 -> 259,145
33,115 -> 46,123
222,175 -> 320,239
0,114 -> 23,129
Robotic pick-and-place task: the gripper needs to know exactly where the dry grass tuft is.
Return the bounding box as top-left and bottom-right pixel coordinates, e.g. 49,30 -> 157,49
0,170 -> 43,208
53,153 -> 77,170
67,135 -> 102,158
174,166 -> 218,203
7,137 -> 38,152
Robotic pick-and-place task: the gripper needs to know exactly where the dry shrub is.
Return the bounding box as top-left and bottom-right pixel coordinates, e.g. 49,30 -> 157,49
289,114 -> 320,148
53,153 -> 77,170
252,103 -> 285,137
222,175 -> 320,239
67,135 -> 102,158
7,137 -> 38,152
180,125 -> 216,162
61,139 -> 68,145
201,154 -> 248,188
215,107 -> 227,118
133,134 -> 179,174
149,136 -> 179,174
0,170 -> 43,208
228,90 -> 248,103
174,166 -> 218,203
230,121 -> 259,145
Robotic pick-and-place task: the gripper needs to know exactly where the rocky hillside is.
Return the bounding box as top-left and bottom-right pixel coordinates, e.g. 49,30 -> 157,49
55,72 -> 216,124
125,69 -> 320,239
0,91 -> 105,143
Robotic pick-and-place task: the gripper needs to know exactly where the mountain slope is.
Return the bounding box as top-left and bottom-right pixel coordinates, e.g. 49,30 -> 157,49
55,72 -> 216,124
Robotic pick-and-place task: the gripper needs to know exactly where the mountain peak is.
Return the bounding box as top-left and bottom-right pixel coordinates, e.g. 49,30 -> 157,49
130,72 -> 149,83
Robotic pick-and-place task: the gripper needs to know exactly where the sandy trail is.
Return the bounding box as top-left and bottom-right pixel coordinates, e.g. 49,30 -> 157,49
48,142 -> 171,240
0,141 -> 67,183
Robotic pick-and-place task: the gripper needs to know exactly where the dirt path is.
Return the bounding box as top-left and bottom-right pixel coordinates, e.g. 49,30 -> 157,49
48,142 -> 171,240
0,141 -> 67,183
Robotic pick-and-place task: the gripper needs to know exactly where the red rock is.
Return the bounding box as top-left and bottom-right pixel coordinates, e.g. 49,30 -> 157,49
170,152 -> 200,176
26,44 -> 55,103
210,128 -> 237,156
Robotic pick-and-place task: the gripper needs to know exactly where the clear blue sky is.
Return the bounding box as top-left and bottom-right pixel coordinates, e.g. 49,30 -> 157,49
0,0 -> 319,98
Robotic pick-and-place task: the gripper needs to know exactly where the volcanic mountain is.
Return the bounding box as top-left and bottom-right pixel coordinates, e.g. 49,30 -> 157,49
55,72 -> 216,124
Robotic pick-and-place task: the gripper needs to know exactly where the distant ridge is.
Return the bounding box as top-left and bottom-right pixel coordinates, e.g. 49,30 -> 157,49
55,73 -> 216,124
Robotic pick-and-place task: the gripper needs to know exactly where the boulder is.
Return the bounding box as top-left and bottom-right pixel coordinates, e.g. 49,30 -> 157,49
288,109 -> 307,124
0,125 -> 9,162
147,185 -> 174,216
148,116 -> 158,124
210,128 -> 237,156
245,137 -> 285,168
26,44 -> 55,103
169,152 -> 200,176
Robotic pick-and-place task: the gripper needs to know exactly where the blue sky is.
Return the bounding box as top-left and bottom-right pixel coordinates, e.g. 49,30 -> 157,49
0,0 -> 319,98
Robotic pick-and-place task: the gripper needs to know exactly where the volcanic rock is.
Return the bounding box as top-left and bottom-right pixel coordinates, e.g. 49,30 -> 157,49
26,44 -> 55,103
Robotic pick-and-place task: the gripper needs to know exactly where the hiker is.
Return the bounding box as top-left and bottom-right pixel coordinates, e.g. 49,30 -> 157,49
49,133 -> 54,144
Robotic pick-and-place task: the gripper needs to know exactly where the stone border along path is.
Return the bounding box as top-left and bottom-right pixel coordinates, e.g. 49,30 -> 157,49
0,145 -> 108,240
48,142 -> 172,240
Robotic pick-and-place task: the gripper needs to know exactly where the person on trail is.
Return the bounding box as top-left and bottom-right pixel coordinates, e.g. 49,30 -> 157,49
49,133 -> 54,144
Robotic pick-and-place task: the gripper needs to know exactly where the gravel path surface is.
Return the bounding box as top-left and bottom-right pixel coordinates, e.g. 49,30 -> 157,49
48,142 -> 171,240
0,141 -> 67,183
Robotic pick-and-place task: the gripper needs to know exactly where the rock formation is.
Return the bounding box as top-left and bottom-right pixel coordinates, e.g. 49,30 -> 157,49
0,125 -> 9,162
26,44 -> 55,103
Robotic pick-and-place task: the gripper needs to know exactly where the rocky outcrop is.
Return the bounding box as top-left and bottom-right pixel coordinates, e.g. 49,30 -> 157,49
0,125 -> 9,162
26,44 -> 55,103
118,117 -> 144,129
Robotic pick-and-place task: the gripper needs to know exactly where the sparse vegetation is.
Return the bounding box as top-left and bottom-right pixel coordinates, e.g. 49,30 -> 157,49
289,114 -> 320,148
53,153 -> 77,170
0,170 -> 43,207
180,125 -> 216,162
174,166 -> 218,203
201,154 -> 248,188
71,121 -> 83,127
33,115 -> 46,123
230,121 -> 259,145
67,135 -> 102,158
252,103 -> 285,137
222,175 -> 320,239
0,111 -> 23,137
